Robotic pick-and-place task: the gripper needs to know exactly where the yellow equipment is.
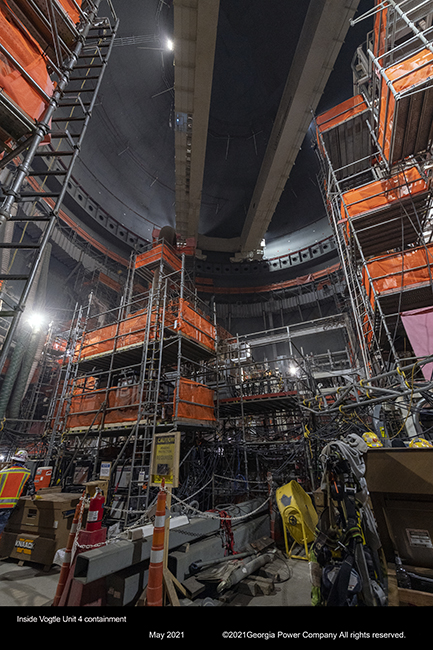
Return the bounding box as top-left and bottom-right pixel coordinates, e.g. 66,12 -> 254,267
276,480 -> 318,561
362,432 -> 383,447
409,437 -> 433,448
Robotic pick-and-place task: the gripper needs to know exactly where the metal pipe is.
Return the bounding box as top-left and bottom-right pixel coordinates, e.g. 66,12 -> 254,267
0,324 -> 32,420
8,326 -> 42,420
189,550 -> 257,574
216,552 -> 275,593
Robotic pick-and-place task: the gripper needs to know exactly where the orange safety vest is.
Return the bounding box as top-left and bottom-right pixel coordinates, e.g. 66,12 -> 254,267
0,465 -> 31,509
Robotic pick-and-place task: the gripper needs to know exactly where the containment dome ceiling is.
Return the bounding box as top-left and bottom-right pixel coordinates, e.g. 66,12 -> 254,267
71,0 -> 371,260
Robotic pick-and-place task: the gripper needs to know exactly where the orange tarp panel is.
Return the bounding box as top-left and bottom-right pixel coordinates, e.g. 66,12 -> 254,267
57,0 -> 82,24
316,95 -> 369,133
76,310 -> 155,360
378,48 -> 433,162
118,309 -> 152,349
362,243 -> 433,308
173,298 -> 216,352
0,6 -> 54,124
66,390 -> 105,428
105,384 -> 140,424
174,378 -> 215,422
135,242 -> 181,272
76,299 -> 215,361
340,165 -> 428,220
76,323 -> 117,360
73,376 -> 98,393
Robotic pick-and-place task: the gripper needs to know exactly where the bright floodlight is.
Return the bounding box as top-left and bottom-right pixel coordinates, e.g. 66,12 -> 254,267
28,312 -> 45,331
166,38 -> 174,51
289,364 -> 298,376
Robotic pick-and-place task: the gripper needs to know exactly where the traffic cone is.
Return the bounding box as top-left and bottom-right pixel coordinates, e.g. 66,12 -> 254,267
52,490 -> 85,606
146,481 -> 167,606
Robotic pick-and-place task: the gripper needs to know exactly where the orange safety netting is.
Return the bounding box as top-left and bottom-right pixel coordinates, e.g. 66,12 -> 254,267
316,95 -> 369,133
105,384 -> 141,424
135,242 -> 182,272
76,298 -> 216,361
168,298 -> 216,352
340,165 -> 428,221
118,309 -> 159,349
76,309 -> 154,360
64,378 -> 216,428
0,5 -> 54,124
57,0 -> 82,24
362,311 -> 373,346
362,243 -> 433,308
65,390 -> 106,429
174,378 -> 216,422
76,322 -> 117,360
61,384 -> 142,428
378,48 -> 433,162
73,376 -> 98,393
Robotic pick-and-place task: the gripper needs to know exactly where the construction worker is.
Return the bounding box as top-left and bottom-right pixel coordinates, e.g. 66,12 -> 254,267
0,450 -> 35,536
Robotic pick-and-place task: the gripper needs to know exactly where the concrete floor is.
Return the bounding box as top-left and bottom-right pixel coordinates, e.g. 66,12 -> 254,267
0,558 -> 61,607
0,551 -> 312,608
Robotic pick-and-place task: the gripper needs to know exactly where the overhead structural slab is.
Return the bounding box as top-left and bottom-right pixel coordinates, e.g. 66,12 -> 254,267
173,0 -> 220,241
211,0 -> 359,259
235,0 -> 361,260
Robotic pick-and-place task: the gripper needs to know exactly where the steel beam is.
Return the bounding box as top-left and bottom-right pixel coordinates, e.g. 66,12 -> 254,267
173,0 -> 220,240
237,0 -> 361,259
74,499 -> 268,583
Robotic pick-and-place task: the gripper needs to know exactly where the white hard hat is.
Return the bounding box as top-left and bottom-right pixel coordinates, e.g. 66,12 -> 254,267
11,449 -> 29,464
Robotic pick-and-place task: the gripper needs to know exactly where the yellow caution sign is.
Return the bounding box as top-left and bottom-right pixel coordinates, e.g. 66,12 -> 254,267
149,432 -> 181,488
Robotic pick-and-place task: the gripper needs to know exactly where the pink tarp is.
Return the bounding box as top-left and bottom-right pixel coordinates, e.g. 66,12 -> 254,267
401,306 -> 433,380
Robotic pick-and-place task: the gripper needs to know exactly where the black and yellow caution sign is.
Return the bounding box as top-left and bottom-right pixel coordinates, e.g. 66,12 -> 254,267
149,432 -> 180,487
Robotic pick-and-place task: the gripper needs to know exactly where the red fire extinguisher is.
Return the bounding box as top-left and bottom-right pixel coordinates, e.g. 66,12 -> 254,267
86,488 -> 105,531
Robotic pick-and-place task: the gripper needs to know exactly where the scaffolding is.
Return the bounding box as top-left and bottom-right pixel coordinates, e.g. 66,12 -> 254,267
0,0 -> 119,375
45,239 -> 219,528
315,0 -> 433,385
215,315 -> 359,496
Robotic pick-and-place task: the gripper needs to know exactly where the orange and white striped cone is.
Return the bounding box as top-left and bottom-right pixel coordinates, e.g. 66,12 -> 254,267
52,490 -> 85,607
146,481 -> 167,606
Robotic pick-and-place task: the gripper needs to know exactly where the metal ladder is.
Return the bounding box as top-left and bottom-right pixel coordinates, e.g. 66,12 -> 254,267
109,255 -> 172,528
45,295 -> 94,474
0,0 -> 118,373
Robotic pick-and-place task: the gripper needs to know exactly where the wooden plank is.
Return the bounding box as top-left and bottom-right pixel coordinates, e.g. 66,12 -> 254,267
387,565 -> 433,606
386,567 -> 400,607
181,575 -> 206,599
170,572 -> 187,598
398,587 -> 433,607
163,568 -> 180,606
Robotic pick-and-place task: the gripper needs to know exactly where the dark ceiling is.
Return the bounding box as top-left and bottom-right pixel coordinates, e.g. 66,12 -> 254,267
70,0 -> 373,258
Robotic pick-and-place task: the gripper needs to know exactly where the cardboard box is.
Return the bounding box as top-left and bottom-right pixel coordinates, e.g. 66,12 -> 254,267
365,448 -> 433,569
4,493 -> 84,539
0,492 -> 85,565
85,480 -> 109,498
